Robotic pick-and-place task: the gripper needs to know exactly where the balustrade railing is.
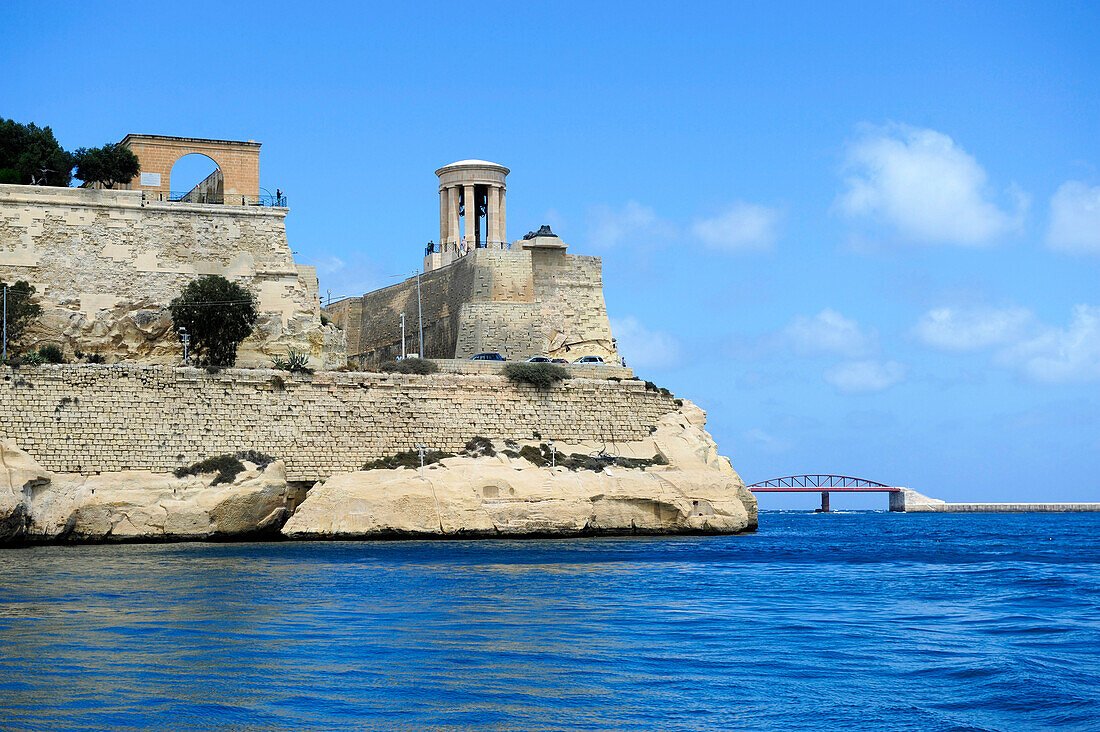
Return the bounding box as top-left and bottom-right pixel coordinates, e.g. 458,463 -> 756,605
143,191 -> 288,207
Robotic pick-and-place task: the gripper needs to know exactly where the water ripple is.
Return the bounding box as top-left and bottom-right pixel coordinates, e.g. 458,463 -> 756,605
1,513 -> 1098,730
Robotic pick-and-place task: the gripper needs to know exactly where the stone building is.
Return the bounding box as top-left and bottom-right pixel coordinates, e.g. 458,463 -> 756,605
0,135 -> 343,368
326,161 -> 619,366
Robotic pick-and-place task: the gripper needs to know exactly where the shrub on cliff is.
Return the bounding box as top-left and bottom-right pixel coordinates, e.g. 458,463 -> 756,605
169,275 -> 258,368
272,349 -> 313,374
0,279 -> 42,354
379,357 -> 438,375
72,143 -> 141,189
37,344 -> 64,363
512,442 -> 669,472
502,363 -> 569,388
362,449 -> 454,470
174,455 -> 245,485
173,451 -> 274,485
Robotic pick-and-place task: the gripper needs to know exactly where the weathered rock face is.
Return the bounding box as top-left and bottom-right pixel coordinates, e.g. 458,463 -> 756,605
282,402 -> 757,538
0,439 -> 52,539
0,444 -> 299,543
31,301 -> 345,370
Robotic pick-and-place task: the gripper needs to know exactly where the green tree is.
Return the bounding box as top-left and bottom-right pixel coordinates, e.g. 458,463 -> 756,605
169,276 -> 258,368
0,119 -> 72,186
1,280 -> 43,354
72,143 -> 141,189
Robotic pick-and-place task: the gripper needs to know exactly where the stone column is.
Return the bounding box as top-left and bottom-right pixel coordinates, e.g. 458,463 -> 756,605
487,185 -> 499,246
439,187 -> 448,249
448,187 -> 460,250
498,186 -> 506,245
463,184 -> 476,247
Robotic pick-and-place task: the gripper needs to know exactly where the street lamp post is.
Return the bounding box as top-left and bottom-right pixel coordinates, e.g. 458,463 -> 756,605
416,268 -> 424,358
400,313 -> 406,359
178,327 -> 190,366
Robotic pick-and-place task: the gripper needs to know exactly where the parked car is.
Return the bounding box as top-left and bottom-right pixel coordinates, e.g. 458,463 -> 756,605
550,358 -> 569,364
573,355 -> 605,365
471,352 -> 506,361
526,356 -> 552,363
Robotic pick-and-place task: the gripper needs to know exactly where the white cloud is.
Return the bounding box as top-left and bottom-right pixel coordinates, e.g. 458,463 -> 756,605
824,360 -> 906,394
914,303 -> 1100,384
999,305 -> 1100,384
836,124 -> 1025,245
914,305 -> 1035,352
587,201 -> 673,248
691,202 -> 782,252
785,308 -> 875,356
611,316 -> 681,370
742,427 -> 792,454
1047,181 -> 1100,254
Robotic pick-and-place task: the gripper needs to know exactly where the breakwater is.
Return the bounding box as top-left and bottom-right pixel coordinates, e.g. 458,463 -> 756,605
890,489 -> 1100,513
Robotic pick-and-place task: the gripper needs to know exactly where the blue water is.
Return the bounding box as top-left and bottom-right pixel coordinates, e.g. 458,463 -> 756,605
1,512 -> 1098,731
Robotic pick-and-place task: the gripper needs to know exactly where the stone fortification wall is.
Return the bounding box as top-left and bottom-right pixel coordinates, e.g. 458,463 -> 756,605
330,247 -> 618,366
0,185 -> 343,369
527,248 -> 617,359
0,364 -> 677,483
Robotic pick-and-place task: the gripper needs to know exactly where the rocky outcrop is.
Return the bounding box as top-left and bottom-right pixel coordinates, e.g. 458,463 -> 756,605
0,445 -> 300,543
27,301 -> 345,370
0,439 -> 52,540
283,402 -> 756,538
0,403 -> 756,543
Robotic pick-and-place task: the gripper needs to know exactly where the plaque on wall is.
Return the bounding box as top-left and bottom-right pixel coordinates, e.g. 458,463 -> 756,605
140,172 -> 161,187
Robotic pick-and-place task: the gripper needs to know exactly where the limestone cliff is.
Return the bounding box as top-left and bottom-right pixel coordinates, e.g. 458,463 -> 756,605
281,402 -> 756,537
0,440 -> 300,543
0,404 -> 756,543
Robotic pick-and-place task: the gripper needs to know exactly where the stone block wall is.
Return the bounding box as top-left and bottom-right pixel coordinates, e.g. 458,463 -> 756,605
0,185 -> 344,369
0,364 -> 677,483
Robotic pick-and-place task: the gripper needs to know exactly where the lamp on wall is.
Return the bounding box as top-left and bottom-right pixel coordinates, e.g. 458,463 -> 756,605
178,327 -> 190,366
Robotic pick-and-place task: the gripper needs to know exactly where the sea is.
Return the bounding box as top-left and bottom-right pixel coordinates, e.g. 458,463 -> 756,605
0,512 -> 1098,731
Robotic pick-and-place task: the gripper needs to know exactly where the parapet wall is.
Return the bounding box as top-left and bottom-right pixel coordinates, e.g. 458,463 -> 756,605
0,185 -> 343,368
0,365 -> 677,483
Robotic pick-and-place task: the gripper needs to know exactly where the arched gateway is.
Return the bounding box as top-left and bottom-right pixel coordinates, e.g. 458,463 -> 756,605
116,134 -> 261,204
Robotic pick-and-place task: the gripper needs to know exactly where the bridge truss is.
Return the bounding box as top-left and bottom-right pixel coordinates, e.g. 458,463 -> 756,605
747,475 -> 894,491
747,475 -> 903,512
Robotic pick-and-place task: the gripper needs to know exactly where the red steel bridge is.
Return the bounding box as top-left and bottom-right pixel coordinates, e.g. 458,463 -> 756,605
747,475 -> 904,512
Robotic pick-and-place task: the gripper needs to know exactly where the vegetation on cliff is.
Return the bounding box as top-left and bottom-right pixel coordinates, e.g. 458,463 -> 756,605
504,443 -> 669,472
169,276 -> 258,368
0,279 -> 42,355
174,451 -> 274,485
272,349 -> 314,374
362,449 -> 454,471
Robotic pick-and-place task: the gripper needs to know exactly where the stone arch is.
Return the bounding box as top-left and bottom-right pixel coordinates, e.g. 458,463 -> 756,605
117,134 -> 261,204
169,153 -> 223,203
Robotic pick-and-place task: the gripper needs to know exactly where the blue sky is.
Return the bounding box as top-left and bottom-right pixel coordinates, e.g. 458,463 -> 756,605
3,1 -> 1098,506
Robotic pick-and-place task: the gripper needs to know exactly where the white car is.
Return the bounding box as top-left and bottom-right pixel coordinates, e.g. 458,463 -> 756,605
573,356 -> 605,365
526,356 -> 552,363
